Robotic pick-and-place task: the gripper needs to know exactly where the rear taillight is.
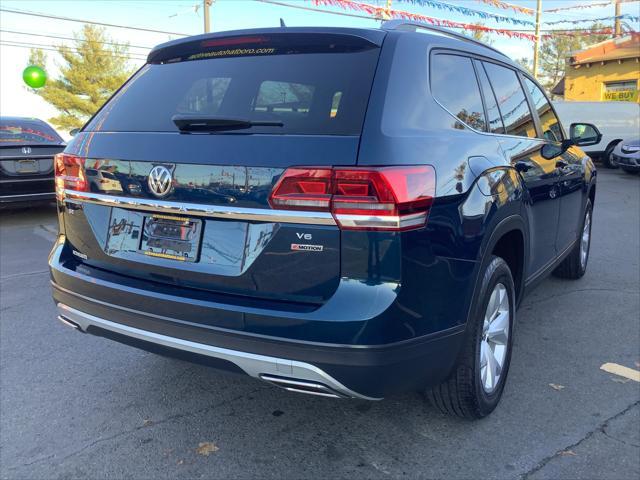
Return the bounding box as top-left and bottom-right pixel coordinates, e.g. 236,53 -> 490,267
54,153 -> 88,199
269,166 -> 436,231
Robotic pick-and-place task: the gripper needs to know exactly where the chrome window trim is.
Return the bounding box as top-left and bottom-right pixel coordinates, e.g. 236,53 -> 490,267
428,49 -> 548,143
63,190 -> 337,226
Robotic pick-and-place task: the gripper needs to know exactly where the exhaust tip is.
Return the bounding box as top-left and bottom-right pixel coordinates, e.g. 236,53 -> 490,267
260,374 -> 345,398
57,315 -> 80,330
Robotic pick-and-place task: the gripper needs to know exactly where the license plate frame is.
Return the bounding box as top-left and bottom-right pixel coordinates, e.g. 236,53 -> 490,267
16,159 -> 38,174
138,214 -> 202,262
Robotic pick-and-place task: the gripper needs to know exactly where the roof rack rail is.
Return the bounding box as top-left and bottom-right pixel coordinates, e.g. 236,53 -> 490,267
381,19 -> 509,59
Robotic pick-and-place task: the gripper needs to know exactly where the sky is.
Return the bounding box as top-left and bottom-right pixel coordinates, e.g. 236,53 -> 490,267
1,0 -> 639,134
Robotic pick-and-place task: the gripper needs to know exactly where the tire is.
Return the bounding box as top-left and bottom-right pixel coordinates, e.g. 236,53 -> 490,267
553,199 -> 593,279
602,143 -> 620,169
426,256 -> 515,419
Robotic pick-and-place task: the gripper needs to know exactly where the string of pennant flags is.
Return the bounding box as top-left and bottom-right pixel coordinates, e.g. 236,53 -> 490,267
389,0 -> 534,26
473,0 -> 534,16
313,0 -> 537,39
544,2 -> 613,13
313,0 -> 627,41
546,13 -> 640,25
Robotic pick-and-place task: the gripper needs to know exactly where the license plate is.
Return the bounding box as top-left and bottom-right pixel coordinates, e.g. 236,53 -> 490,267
16,159 -> 38,173
139,214 -> 202,262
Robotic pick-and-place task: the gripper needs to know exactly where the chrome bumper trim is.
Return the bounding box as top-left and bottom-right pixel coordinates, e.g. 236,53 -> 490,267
63,190 -> 336,226
0,192 -> 55,202
56,303 -> 379,400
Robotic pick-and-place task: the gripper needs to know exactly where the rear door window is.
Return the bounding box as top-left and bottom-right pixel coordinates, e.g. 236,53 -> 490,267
483,62 -> 537,138
431,54 -> 486,131
475,61 -> 505,134
523,77 -> 563,142
85,35 -> 381,136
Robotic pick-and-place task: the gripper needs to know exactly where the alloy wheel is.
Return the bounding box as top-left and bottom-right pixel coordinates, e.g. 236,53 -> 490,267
479,283 -> 510,394
580,209 -> 591,269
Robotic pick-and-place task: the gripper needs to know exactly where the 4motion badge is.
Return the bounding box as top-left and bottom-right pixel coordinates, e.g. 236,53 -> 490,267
291,243 -> 323,252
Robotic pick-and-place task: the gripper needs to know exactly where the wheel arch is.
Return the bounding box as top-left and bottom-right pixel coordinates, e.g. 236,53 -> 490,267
604,139 -> 623,153
483,216 -> 527,306
464,214 -> 528,327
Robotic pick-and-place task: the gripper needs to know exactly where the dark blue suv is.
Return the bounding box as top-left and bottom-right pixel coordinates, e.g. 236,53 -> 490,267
49,21 -> 601,418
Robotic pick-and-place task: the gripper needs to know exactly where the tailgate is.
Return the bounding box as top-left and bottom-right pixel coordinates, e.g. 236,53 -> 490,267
58,30 -> 382,305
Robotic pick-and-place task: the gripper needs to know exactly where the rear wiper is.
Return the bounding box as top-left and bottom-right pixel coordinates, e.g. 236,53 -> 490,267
172,114 -> 283,132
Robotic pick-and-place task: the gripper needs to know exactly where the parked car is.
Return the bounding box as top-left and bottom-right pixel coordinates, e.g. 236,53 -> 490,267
553,101 -> 640,168
611,138 -> 640,174
0,116 -> 65,205
50,22 -> 600,419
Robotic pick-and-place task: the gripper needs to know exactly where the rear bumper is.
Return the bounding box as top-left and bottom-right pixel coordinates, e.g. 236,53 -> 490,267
0,175 -> 55,203
57,302 -> 378,399
50,242 -> 465,399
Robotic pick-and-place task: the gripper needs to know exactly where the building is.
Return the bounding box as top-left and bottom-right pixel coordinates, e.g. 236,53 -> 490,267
553,33 -> 640,102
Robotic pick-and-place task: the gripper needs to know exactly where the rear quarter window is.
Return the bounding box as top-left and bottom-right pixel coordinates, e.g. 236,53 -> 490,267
430,54 -> 486,132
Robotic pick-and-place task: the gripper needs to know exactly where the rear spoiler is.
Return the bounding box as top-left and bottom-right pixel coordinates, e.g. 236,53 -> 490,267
147,27 -> 386,64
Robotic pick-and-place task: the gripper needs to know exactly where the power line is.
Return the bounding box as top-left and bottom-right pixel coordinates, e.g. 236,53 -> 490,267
0,41 -> 148,61
0,8 -> 190,37
254,0 -> 378,21
0,29 -> 154,50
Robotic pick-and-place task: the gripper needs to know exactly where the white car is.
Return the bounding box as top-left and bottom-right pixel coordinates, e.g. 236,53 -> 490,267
553,101 -> 640,168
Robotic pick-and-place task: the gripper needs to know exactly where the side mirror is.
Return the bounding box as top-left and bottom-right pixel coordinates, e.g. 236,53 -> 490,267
69,128 -> 80,137
568,123 -> 602,147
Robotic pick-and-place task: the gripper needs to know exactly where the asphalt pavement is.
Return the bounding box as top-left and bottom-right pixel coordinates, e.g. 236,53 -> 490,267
1,169 -> 639,480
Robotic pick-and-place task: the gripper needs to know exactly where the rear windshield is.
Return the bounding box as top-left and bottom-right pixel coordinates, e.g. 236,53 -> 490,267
86,36 -> 381,136
0,119 -> 64,146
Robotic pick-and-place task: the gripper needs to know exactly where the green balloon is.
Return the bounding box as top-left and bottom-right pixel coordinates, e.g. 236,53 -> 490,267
23,65 -> 47,88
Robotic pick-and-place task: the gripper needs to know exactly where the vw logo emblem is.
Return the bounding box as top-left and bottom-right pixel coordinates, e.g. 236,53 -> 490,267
148,165 -> 173,197
21,147 -> 31,154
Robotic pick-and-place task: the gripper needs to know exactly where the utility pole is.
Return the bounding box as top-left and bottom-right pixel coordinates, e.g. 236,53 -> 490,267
203,0 -> 213,33
532,0 -> 542,79
379,0 -> 392,25
614,0 -> 622,37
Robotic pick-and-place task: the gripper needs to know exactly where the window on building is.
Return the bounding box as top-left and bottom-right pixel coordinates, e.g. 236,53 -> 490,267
483,62 -> 536,138
603,80 -> 638,102
431,54 -> 486,131
523,77 -> 563,142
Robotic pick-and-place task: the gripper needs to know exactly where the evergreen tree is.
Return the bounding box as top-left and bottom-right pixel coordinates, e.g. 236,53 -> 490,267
27,25 -> 134,130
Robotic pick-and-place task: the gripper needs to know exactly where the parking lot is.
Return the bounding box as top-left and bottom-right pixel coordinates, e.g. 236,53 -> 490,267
1,168 -> 638,479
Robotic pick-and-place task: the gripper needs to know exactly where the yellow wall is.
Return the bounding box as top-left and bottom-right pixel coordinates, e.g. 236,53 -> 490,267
564,59 -> 640,102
